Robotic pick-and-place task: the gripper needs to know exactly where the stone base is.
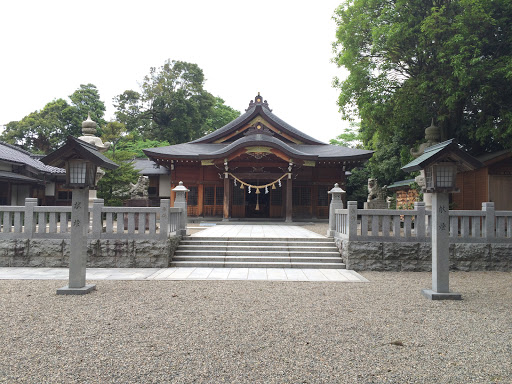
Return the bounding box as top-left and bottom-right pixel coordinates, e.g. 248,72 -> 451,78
421,289 -> 462,301
57,284 -> 96,295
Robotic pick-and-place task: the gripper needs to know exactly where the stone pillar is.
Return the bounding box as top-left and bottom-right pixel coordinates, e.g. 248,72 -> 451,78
285,174 -> 293,223
422,192 -> 461,300
327,183 -> 346,237
172,181 -> 189,236
159,199 -> 171,240
24,198 -> 38,239
482,202 -> 495,240
57,187 -> 95,295
223,173 -> 230,221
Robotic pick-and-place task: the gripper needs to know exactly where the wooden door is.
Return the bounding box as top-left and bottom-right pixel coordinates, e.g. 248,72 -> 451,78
489,175 -> 512,210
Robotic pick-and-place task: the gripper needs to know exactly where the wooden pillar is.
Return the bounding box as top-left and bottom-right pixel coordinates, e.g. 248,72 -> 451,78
223,174 -> 230,220
197,167 -> 204,217
285,174 -> 292,223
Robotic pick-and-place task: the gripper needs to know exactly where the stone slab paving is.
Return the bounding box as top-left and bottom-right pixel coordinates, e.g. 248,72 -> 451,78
0,267 -> 368,282
190,224 -> 325,238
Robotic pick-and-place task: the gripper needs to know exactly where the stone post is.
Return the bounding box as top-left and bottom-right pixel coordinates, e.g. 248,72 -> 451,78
482,202 -> 495,240
172,181 -> 189,236
57,187 -> 96,295
414,201 -> 426,238
159,199 -> 171,240
421,192 -> 461,300
347,201 -> 358,240
24,198 -> 38,239
327,183 -> 346,237
92,199 -> 104,239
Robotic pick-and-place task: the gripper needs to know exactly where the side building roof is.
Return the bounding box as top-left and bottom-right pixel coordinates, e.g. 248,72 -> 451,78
0,141 -> 65,174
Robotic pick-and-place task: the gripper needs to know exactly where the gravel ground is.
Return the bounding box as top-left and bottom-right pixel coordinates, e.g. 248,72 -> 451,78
1,272 -> 510,383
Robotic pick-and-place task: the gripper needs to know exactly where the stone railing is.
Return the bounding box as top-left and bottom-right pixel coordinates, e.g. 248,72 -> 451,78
334,201 -> 511,243
0,198 -> 184,241
330,201 -> 511,271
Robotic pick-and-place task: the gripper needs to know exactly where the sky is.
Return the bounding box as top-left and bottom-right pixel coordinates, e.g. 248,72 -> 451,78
0,0 -> 350,144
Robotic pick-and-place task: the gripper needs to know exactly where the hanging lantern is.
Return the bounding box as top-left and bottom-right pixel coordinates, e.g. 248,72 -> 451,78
272,184 -> 276,190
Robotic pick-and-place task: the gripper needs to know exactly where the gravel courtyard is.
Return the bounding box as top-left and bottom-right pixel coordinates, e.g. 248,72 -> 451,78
1,272 -> 510,383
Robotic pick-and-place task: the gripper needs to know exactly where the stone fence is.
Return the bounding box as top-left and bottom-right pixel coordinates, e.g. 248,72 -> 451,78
331,201 -> 512,271
0,198 -> 186,268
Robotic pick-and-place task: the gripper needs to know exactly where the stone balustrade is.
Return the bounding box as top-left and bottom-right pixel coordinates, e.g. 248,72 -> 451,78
331,201 -> 512,271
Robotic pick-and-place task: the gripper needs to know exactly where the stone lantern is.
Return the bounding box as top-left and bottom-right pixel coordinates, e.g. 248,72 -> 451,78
402,139 -> 482,300
78,113 -> 110,205
327,183 -> 346,237
172,181 -> 189,236
41,136 -> 118,295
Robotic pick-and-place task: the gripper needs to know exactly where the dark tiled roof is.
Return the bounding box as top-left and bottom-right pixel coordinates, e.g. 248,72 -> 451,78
386,179 -> 416,190
41,136 -> 119,170
0,171 -> 46,183
131,159 -> 170,175
191,96 -> 325,145
144,141 -> 373,161
0,141 -> 65,174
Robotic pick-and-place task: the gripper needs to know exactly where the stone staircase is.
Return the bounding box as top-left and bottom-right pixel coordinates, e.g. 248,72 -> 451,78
171,237 -> 345,269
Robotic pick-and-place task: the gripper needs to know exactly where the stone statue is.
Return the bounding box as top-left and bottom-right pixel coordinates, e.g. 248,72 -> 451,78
364,178 -> 387,209
129,176 -> 150,199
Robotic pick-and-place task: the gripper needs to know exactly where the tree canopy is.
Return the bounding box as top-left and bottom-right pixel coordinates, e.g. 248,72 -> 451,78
333,0 -> 512,186
114,60 -> 240,144
0,84 -> 106,153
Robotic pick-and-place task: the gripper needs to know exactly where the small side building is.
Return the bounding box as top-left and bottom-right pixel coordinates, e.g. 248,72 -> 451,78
453,149 -> 512,210
0,141 -> 65,205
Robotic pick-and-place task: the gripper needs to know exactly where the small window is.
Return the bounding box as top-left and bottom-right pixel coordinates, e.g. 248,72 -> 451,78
187,186 -> 198,206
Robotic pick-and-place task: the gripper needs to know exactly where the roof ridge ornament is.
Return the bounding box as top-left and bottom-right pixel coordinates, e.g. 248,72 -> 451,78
245,92 -> 272,112
244,122 -> 274,137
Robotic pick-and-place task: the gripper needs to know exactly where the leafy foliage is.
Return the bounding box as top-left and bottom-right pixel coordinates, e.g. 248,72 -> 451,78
333,0 -> 512,189
114,60 -> 239,143
0,84 -> 106,153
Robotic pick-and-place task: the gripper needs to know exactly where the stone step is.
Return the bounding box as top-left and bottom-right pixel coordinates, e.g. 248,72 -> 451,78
172,255 -> 344,263
180,241 -> 336,249
178,245 -> 338,253
169,261 -> 346,269
175,250 -> 341,257
186,237 -> 332,242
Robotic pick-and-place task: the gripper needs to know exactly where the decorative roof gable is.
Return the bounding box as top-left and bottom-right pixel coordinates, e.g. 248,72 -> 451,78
190,93 -> 325,145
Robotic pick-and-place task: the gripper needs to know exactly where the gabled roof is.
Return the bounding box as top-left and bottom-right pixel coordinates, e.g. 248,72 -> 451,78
402,139 -> 482,172
0,141 -> 65,174
131,158 -> 170,175
191,94 -> 325,145
144,94 -> 374,163
41,136 -> 118,170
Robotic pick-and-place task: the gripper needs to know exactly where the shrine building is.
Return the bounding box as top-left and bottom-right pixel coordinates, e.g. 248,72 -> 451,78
143,94 -> 373,221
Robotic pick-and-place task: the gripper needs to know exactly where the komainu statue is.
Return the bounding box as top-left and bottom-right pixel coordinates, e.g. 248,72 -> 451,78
129,176 -> 150,199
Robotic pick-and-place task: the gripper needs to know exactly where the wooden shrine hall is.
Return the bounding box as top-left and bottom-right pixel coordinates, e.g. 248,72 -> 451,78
143,94 -> 373,221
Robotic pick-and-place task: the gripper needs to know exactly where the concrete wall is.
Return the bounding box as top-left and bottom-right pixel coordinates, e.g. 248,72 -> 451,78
336,239 -> 512,271
0,236 -> 181,268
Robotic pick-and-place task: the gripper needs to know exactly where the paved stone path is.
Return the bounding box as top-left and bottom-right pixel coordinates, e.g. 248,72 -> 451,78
0,267 -> 368,282
191,224 -> 325,238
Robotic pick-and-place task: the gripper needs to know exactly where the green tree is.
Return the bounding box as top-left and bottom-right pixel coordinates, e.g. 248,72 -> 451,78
329,121 -> 363,148
114,60 -> 239,143
97,121 -> 139,206
204,97 -> 241,134
333,0 -> 512,186
69,83 -> 106,136
1,99 -> 75,153
1,84 -> 106,153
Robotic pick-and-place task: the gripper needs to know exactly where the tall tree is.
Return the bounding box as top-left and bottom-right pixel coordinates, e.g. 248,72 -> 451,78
333,0 -> 512,185
114,60 -> 239,143
69,83 -> 106,136
1,99 -> 75,153
0,84 -> 106,153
